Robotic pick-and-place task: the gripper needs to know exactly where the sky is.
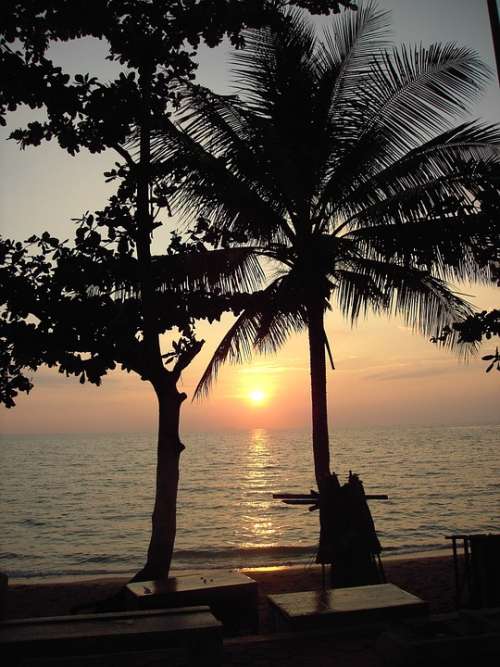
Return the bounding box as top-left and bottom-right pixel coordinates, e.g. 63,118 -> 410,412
0,0 -> 499,434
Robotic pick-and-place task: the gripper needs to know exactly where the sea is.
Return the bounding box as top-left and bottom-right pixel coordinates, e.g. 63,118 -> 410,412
0,425 -> 499,582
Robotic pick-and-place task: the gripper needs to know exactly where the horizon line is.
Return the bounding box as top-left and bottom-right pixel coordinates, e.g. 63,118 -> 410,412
1,421 -> 499,437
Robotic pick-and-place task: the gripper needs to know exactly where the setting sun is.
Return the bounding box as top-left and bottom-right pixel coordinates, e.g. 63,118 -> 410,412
248,389 -> 267,406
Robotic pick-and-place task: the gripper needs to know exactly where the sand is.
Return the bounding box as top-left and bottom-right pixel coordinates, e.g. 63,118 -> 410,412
2,554 -> 460,666
5,553 -> 457,622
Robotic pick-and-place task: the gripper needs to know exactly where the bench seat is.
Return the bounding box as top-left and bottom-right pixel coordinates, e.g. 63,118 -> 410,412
0,606 -> 222,666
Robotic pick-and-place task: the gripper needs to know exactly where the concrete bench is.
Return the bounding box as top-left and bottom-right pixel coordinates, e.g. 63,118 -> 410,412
126,570 -> 259,634
268,583 -> 428,632
0,606 -> 222,666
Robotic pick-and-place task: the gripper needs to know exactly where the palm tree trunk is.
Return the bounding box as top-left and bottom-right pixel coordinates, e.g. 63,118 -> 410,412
131,382 -> 186,582
307,299 -> 331,487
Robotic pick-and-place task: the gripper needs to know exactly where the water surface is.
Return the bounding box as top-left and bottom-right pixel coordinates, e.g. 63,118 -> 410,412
1,425 -> 498,580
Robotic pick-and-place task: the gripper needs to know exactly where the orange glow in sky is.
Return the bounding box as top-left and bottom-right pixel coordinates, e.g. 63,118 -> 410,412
0,1 -> 499,435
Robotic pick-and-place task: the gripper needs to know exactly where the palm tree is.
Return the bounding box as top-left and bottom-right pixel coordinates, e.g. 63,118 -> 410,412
152,2 -> 500,488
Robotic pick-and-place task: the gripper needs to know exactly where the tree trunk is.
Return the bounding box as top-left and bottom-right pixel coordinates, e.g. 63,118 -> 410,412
307,299 -> 331,487
131,381 -> 186,582
129,62 -> 183,583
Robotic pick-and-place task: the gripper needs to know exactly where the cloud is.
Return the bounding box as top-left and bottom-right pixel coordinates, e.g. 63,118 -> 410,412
365,360 -> 460,382
238,362 -> 307,375
29,366 -> 135,389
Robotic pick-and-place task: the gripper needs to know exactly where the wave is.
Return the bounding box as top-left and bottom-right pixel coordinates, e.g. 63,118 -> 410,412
5,545 -> 320,580
5,540 -> 452,581
174,544 -> 316,560
8,567 -> 133,580
173,540 -> 451,559
76,555 -> 134,565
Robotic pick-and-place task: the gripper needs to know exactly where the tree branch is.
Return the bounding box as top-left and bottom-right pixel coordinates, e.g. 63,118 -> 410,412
111,143 -> 136,169
172,338 -> 205,381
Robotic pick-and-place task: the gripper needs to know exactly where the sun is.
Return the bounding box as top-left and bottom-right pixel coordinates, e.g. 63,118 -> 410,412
247,389 -> 267,406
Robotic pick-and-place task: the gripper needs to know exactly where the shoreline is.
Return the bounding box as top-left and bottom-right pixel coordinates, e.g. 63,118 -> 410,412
4,552 -> 459,625
6,547 -> 452,586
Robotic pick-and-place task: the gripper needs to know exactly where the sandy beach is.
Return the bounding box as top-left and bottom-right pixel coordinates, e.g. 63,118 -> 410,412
5,553 -> 457,622
3,553 -> 459,666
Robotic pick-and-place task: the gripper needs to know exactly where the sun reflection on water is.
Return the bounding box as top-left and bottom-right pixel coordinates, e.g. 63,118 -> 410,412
240,428 -> 279,546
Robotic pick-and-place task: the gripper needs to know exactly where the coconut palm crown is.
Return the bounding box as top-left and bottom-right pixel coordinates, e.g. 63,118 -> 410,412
152,2 -> 500,485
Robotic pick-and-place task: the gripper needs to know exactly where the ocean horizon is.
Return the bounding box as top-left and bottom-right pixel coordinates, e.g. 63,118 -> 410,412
1,423 -> 499,582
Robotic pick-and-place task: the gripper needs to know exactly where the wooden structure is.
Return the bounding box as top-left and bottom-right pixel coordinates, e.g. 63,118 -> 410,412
0,606 -> 222,666
273,491 -> 388,510
125,570 -> 259,634
274,474 -> 388,589
447,533 -> 500,608
268,583 -> 427,632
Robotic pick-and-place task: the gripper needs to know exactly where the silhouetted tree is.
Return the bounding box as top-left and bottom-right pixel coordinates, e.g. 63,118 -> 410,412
152,3 -> 500,486
0,0 -> 356,581
454,310 -> 500,372
0,215 -> 264,583
431,172 -> 500,372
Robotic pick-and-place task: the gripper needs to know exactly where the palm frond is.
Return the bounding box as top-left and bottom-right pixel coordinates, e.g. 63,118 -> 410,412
152,247 -> 265,295
317,43 -> 491,214
334,268 -> 388,323
331,121 -> 500,229
151,120 -> 292,245
317,89 -> 495,223
193,308 -> 260,400
393,274 -> 475,349
302,4 -> 392,209
319,0 -> 391,109
251,273 -> 309,352
338,257 -> 475,342
230,7 -> 319,119
363,42 -> 491,160
194,275 -> 307,399
143,4 -> 498,386
345,211 -> 497,286
174,84 -> 254,158
172,84 -> 283,202
229,9 -> 335,212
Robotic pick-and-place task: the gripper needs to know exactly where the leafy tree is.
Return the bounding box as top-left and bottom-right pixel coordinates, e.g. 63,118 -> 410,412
0,210 -> 265,582
456,310 -> 500,373
0,0 -> 357,581
431,173 -> 500,371
152,3 -> 500,488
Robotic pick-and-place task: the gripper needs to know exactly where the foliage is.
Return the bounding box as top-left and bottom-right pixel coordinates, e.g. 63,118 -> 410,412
430,171 -> 500,371
150,2 -> 500,401
0,0 -> 356,407
0,0 -> 361,580
0,1 -> 358,129
0,216 -> 262,407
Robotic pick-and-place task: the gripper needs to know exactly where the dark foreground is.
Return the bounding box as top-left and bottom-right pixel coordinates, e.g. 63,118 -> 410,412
4,554 -> 459,666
